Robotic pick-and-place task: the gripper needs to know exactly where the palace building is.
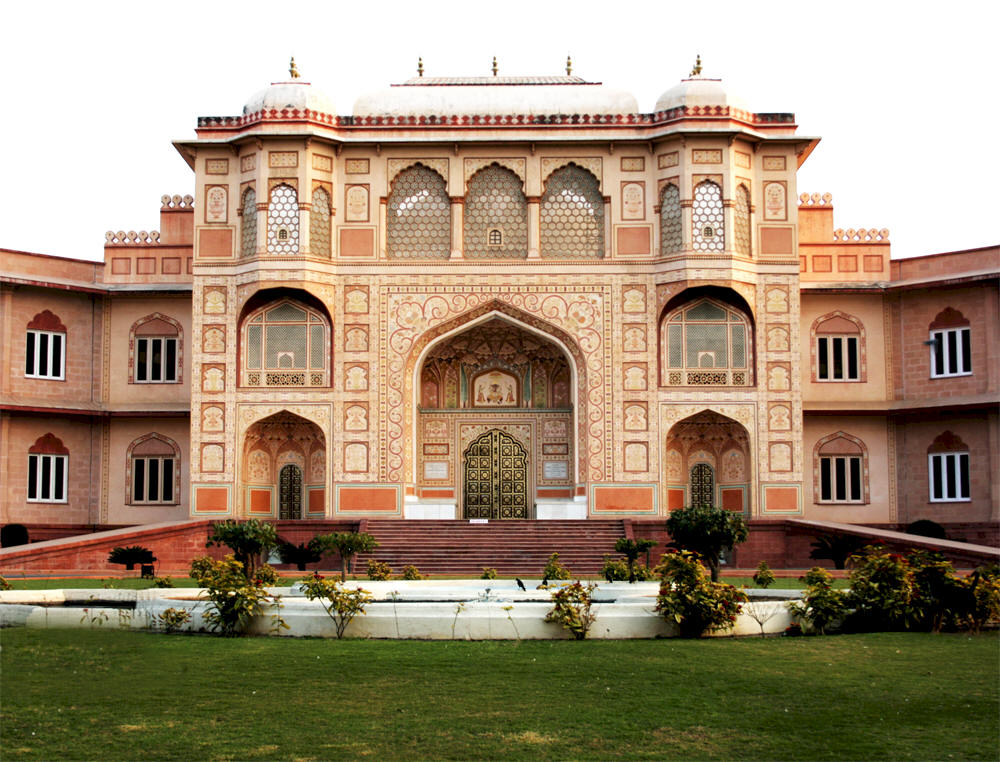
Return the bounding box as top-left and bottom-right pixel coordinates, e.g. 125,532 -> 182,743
1,60 -> 997,546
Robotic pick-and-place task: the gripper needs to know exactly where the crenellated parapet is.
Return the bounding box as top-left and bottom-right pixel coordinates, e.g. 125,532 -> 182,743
105,230 -> 161,245
832,228 -> 890,243
798,191 -> 890,282
161,194 -> 194,210
102,194 -> 194,285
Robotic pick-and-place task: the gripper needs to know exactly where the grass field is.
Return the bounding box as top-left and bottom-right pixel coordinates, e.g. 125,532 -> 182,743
1,628 -> 996,761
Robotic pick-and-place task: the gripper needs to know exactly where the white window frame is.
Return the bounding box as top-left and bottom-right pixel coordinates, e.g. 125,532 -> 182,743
135,336 -> 179,383
27,453 -> 68,503
25,329 -> 66,380
131,455 -> 177,504
816,334 -> 860,381
818,454 -> 863,503
929,327 -> 971,378
928,452 -> 970,502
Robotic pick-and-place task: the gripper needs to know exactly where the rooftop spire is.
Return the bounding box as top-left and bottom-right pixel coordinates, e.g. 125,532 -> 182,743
689,54 -> 702,77
492,56 -> 498,77
289,56 -> 300,79
566,54 -> 572,76
417,56 -> 424,77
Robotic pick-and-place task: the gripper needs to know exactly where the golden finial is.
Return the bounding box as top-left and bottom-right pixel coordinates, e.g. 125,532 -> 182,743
689,54 -> 702,77
566,54 -> 572,76
492,56 -> 498,77
289,57 -> 300,79
417,57 -> 424,77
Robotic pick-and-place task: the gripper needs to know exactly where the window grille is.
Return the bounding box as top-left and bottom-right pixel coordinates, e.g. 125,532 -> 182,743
928,452 -> 970,501
310,187 -> 331,258
387,166 -> 451,259
734,184 -> 751,257
240,188 -> 257,257
25,330 -> 65,379
267,184 -> 299,255
692,181 -> 724,252
540,165 -> 604,259
662,300 -> 751,386
659,184 -> 682,255
243,302 -> 328,387
463,165 -> 527,259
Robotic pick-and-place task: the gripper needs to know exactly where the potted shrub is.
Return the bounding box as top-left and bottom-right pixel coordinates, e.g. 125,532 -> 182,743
107,545 -> 156,571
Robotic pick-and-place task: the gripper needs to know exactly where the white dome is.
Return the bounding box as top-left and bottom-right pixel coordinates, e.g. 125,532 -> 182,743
353,76 -> 638,117
654,77 -> 748,113
243,80 -> 336,116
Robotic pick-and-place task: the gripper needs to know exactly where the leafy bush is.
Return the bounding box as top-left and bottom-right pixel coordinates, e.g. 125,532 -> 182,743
962,565 -> 1000,633
753,560 -> 776,589
313,532 -> 379,581
809,533 -> 865,570
189,555 -> 286,637
277,539 -> 324,571
613,538 -> 658,583
367,559 -> 392,580
253,564 -> 280,587
846,546 -> 914,631
654,550 -> 746,638
544,581 -> 598,640
907,550 -> 963,632
480,567 -> 498,580
600,555 -> 652,582
542,552 -> 571,580
155,607 -> 191,633
665,505 -> 748,581
152,576 -> 175,588
401,565 -> 424,581
107,545 -> 156,571
787,567 -> 847,635
205,520 -> 279,582
298,573 -> 373,638
0,576 -> 11,591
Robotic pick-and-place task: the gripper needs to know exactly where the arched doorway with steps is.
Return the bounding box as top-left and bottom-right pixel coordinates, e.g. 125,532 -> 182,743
664,410 -> 752,514
242,411 -> 326,519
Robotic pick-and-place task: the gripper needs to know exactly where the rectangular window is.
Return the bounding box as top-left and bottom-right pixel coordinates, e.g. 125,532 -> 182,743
27,453 -> 68,502
816,335 -> 860,381
928,452 -> 970,501
25,330 -> 65,380
930,327 -> 971,378
135,337 -> 178,383
819,455 -> 863,503
131,457 -> 175,503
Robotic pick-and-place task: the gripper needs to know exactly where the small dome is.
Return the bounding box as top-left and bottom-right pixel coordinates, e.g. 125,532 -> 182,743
354,76 -> 638,117
654,77 -> 748,113
243,80 -> 335,116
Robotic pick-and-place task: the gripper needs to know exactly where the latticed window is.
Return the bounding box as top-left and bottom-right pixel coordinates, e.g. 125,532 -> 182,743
661,299 -> 751,386
310,187 -> 331,258
734,184 -> 751,257
659,184 -> 682,255
240,188 -> 257,258
540,165 -> 604,258
463,165 -> 527,259
387,165 -> 451,259
692,181 -> 724,252
267,184 -> 299,255
243,301 -> 328,387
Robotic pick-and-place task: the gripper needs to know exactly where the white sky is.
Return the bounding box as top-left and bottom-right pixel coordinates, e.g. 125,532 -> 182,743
1,0 -> 997,262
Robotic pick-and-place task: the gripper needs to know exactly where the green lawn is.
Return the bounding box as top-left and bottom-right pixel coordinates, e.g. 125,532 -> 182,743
1,629 -> 996,761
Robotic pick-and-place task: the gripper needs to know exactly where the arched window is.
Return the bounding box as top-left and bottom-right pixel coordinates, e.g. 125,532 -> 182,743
540,165 -> 604,259
310,186 -> 332,258
692,181 -> 724,252
929,308 -> 971,378
387,165 -> 451,259
661,299 -> 752,386
927,431 -> 970,502
659,184 -> 682,255
464,164 -> 527,258
130,313 -> 182,384
734,184 -> 751,257
127,434 -> 180,505
242,300 -> 329,387
25,310 -> 66,380
240,187 -> 257,258
814,432 -> 869,504
28,433 -> 68,503
812,312 -> 864,382
267,184 -> 299,255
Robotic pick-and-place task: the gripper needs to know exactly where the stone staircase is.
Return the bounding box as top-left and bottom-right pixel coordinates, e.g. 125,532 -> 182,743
355,519 -> 627,577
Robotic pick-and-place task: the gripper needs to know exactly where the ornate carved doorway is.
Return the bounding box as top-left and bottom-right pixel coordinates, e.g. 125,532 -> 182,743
278,464 -> 303,519
463,429 -> 529,519
690,463 -> 715,507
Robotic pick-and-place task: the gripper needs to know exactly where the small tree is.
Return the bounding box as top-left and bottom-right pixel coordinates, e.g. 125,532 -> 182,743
665,505 -> 748,582
544,581 -> 598,640
298,573 -> 373,638
190,555 -> 286,637
614,538 -> 658,583
654,550 -> 746,638
787,567 -> 847,635
753,560 -> 776,589
542,552 -> 572,580
205,519 -> 279,582
314,532 -> 379,581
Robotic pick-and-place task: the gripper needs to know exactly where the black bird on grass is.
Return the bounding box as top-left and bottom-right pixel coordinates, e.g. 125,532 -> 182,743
515,577 -> 526,591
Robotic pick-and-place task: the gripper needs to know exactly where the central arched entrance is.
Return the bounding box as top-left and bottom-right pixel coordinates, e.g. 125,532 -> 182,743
242,411 -> 325,519
665,410 -> 751,513
463,429 -> 529,519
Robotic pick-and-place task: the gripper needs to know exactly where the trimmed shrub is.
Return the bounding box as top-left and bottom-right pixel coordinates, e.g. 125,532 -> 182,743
787,567 -> 847,635
666,505 -> 748,581
401,565 -> 424,581
298,573 -> 373,638
367,559 -> 392,581
753,560 -> 776,589
654,550 -> 746,638
190,555 -> 286,637
846,546 -> 914,631
206,520 -> 279,582
542,553 -> 572,580
313,532 -> 379,581
544,581 -> 598,640
480,567 -> 498,580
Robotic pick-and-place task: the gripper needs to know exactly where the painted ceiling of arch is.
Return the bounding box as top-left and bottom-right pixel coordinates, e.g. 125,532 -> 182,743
424,318 -> 567,372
